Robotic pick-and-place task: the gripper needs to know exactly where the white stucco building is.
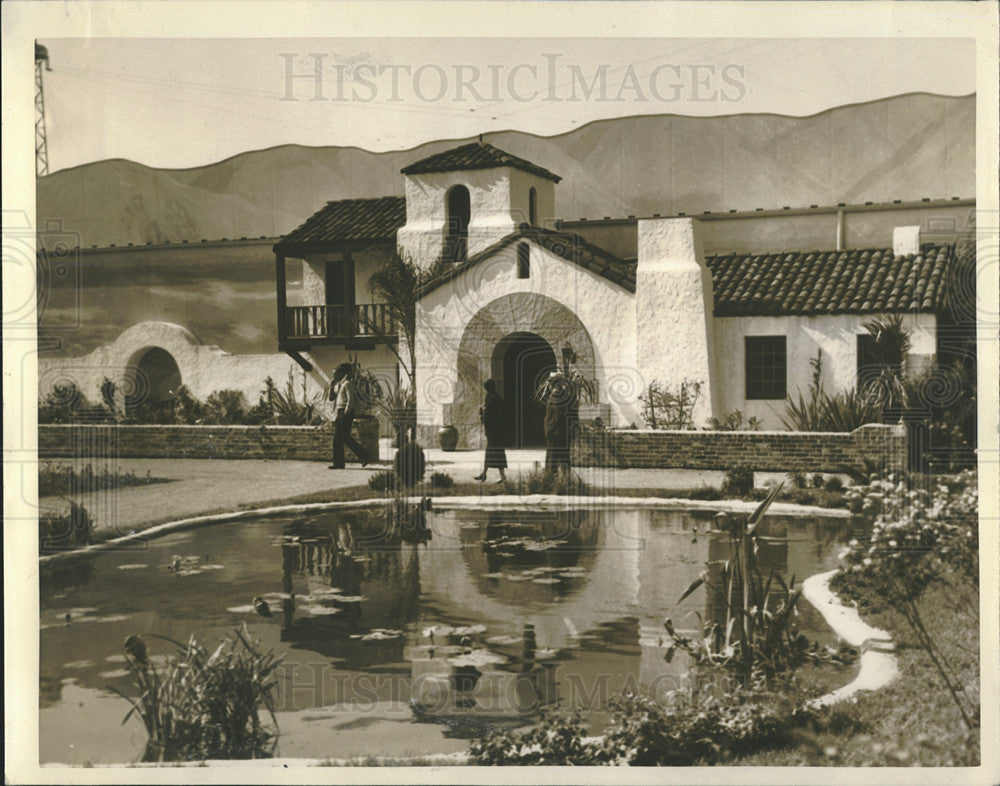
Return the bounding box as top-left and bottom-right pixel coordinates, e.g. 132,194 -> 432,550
38,140 -> 973,446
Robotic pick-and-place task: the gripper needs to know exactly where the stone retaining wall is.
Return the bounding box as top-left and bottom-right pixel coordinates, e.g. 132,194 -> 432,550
572,423 -> 907,472
38,419 -> 380,462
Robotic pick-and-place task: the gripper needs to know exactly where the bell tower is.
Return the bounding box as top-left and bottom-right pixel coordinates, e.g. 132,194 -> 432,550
397,139 -> 560,270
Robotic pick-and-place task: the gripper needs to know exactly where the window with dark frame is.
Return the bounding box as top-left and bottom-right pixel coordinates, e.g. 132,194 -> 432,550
745,335 -> 786,400
516,243 -> 530,278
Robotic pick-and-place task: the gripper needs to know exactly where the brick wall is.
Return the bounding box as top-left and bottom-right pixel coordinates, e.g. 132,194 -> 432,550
38,418 -> 380,462
572,423 -> 907,473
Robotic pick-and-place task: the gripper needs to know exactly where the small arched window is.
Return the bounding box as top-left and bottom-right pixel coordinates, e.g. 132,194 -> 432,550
517,243 -> 530,279
445,185 -> 470,264
528,187 -> 538,226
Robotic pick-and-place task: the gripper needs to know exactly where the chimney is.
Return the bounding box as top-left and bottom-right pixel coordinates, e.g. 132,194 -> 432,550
893,225 -> 921,256
635,217 -> 718,426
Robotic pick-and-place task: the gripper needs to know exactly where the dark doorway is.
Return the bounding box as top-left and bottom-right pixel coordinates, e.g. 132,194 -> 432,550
133,347 -> 182,404
493,332 -> 556,448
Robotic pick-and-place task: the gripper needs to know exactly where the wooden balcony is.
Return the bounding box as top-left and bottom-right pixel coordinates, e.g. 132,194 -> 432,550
281,303 -> 398,347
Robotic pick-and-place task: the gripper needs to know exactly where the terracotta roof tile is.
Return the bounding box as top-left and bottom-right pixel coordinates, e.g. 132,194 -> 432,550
274,196 -> 405,252
706,244 -> 955,317
419,223 -> 633,298
401,142 -> 561,182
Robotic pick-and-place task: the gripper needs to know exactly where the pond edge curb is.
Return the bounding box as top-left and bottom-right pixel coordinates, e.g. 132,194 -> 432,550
801,569 -> 899,707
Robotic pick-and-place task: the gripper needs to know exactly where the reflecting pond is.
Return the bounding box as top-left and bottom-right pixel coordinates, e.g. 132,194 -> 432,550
39,504 -> 855,763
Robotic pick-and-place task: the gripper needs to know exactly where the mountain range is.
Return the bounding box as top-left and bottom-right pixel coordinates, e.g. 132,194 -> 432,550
36,93 -> 975,249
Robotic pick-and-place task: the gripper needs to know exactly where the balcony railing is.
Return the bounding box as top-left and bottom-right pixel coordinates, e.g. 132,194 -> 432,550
283,303 -> 398,341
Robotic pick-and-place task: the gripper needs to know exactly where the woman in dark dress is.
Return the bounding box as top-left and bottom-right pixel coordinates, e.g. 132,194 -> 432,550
474,379 -> 507,483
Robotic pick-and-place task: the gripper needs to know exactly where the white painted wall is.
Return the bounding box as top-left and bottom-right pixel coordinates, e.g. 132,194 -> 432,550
635,218 -> 719,426
713,312 -> 938,429
415,239 -> 640,430
294,247 -> 386,307
398,167 -> 557,269
37,321 -> 401,421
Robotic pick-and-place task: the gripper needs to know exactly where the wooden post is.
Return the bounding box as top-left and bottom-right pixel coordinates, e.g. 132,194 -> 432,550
276,253 -> 287,344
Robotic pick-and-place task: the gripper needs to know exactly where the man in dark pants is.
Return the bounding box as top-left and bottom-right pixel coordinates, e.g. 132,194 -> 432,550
329,363 -> 372,469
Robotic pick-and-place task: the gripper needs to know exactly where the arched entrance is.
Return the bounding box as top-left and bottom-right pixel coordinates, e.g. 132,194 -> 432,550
492,332 -> 556,447
129,347 -> 182,407
451,293 -> 597,449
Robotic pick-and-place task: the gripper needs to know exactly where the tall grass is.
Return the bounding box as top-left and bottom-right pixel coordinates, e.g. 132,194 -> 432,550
111,629 -> 282,762
517,465 -> 592,496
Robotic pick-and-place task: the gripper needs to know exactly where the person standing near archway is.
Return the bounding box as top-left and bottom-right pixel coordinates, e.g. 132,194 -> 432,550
474,379 -> 507,483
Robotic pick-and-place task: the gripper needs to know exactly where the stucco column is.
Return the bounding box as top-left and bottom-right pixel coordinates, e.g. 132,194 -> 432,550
635,218 -> 718,426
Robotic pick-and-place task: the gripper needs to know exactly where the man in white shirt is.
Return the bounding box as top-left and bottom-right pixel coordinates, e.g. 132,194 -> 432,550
328,363 -> 372,469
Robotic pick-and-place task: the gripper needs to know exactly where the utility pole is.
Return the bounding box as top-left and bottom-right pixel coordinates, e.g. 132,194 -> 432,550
35,42 -> 51,177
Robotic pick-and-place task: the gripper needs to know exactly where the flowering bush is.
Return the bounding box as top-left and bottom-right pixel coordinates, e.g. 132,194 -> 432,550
838,470 -> 978,602
834,469 -> 979,731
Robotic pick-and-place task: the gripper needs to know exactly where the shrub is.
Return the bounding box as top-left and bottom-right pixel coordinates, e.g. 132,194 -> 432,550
376,386 -> 416,447
261,371 -> 325,426
721,465 -> 754,497
787,471 -> 807,489
823,475 -> 844,492
811,473 -> 825,489
786,489 -> 817,506
203,389 -> 248,424
834,470 -> 979,729
518,465 -> 591,496
39,502 -> 94,553
709,410 -> 762,431
470,712 -> 603,765
639,379 -> 703,430
471,680 -> 825,766
688,485 -> 723,501
428,471 -> 454,489
111,630 -> 282,762
599,685 -> 821,765
38,382 -> 87,423
368,470 -> 397,493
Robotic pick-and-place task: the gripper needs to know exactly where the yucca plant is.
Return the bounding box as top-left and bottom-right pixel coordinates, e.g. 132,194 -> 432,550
667,483 -> 821,684
375,385 -> 415,446
260,370 -> 324,425
111,629 -> 282,762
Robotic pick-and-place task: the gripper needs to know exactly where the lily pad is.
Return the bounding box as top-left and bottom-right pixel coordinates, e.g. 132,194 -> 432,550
99,669 -> 131,679
486,635 -> 522,646
116,564 -> 148,570
451,625 -> 487,637
63,660 -> 94,669
304,605 -> 342,616
532,577 -> 561,585
446,648 -> 506,668
350,628 -> 403,641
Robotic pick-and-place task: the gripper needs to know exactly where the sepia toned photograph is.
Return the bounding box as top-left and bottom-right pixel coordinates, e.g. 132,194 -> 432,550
4,3 -> 998,783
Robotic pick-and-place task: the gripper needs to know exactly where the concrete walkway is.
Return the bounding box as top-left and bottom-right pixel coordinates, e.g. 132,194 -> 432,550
38,450 -> 784,536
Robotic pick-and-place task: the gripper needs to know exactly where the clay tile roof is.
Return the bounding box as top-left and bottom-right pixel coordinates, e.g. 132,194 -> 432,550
401,142 -> 561,183
706,244 -> 955,317
274,196 -> 406,252
418,224 -> 632,298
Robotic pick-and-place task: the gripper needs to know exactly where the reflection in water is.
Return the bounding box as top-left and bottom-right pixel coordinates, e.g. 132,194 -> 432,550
39,504 -> 853,763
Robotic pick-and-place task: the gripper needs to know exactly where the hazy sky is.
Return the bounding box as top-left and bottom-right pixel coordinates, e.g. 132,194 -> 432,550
40,37 -> 975,173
